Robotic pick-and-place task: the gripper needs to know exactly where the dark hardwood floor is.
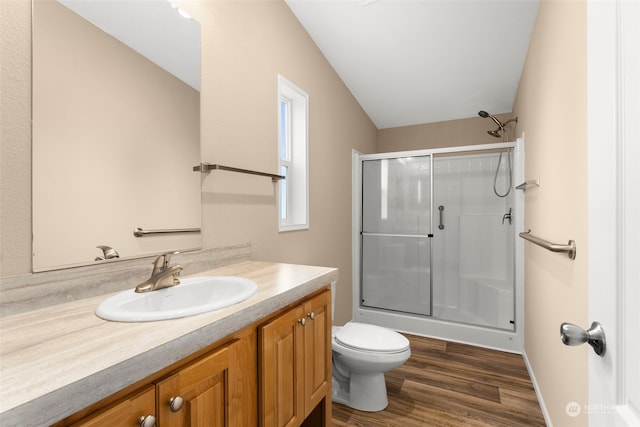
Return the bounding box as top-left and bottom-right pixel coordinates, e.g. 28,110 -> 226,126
332,334 -> 546,426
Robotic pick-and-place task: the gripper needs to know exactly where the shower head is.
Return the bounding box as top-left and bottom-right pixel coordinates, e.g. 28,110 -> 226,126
478,111 -> 519,142
488,129 -> 502,138
478,110 -> 505,128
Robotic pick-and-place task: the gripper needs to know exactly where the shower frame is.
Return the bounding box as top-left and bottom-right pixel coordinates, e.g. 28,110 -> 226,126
351,139 -> 525,353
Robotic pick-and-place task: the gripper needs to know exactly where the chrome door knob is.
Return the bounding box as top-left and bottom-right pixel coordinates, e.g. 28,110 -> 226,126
299,318 -> 306,326
560,321 -> 606,356
307,311 -> 315,320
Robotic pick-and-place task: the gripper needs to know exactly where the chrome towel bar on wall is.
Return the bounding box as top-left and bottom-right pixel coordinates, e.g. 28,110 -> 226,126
519,229 -> 576,260
134,227 -> 201,237
193,162 -> 285,182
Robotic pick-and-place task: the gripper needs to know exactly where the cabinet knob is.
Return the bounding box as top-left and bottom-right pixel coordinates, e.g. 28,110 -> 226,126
168,396 -> 184,412
298,318 -> 306,326
138,415 -> 156,427
307,312 -> 316,320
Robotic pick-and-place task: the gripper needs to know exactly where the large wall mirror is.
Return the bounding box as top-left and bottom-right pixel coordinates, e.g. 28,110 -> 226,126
32,0 -> 201,271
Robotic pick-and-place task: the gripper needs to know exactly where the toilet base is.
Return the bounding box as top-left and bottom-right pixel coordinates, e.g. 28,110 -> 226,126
332,372 -> 389,412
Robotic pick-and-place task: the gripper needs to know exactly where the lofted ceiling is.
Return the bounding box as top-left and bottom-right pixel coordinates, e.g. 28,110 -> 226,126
285,0 -> 539,129
58,0 -> 200,91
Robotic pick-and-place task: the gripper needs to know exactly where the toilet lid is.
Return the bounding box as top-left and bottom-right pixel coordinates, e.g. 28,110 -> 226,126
335,322 -> 409,353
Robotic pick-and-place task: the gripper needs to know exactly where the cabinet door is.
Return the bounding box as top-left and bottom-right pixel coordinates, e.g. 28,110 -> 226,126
71,385 -> 155,427
303,290 -> 331,418
157,344 -> 231,427
260,305 -> 305,427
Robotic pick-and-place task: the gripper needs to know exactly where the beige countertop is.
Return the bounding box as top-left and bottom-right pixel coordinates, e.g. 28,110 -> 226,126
0,260 -> 338,426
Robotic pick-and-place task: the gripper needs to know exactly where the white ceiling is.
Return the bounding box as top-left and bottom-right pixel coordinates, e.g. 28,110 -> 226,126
58,0 -> 201,91
285,0 -> 539,129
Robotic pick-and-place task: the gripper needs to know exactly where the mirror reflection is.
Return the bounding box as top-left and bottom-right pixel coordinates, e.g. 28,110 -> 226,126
32,0 -> 201,271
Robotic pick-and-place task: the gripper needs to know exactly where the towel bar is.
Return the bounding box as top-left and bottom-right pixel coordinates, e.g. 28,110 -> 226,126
134,227 -> 201,237
193,163 -> 285,182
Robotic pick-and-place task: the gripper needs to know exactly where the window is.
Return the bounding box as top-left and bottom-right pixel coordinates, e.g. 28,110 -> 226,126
278,75 -> 308,231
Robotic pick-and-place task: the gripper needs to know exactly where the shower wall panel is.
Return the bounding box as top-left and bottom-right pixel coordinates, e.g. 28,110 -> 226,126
432,153 -> 514,329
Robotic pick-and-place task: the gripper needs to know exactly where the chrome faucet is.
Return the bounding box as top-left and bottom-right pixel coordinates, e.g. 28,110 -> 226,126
95,245 -> 120,261
502,207 -> 513,225
135,252 -> 183,293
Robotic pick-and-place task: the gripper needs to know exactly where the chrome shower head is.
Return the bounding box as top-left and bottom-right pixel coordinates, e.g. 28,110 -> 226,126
488,129 -> 502,138
478,110 -> 505,128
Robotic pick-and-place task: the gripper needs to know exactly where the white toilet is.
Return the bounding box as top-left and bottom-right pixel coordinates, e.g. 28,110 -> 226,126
331,322 -> 411,411
330,283 -> 411,412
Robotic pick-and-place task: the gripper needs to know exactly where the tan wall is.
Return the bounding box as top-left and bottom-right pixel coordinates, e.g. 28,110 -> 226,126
377,113 -> 515,153
512,1 -> 588,425
32,1 -> 200,269
0,0 -> 32,275
0,0 -> 377,325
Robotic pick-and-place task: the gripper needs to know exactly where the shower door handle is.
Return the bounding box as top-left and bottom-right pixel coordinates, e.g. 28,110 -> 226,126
438,205 -> 444,230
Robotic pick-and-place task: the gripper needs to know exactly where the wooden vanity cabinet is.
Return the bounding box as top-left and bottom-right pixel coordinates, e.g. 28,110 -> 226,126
302,290 -> 331,416
56,287 -> 331,427
260,303 -> 305,427
259,289 -> 331,427
62,330 -> 256,427
155,343 -> 232,427
70,385 -> 156,427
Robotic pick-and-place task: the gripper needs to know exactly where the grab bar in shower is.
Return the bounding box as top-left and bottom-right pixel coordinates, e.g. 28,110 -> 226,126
519,229 -> 576,260
134,227 -> 201,237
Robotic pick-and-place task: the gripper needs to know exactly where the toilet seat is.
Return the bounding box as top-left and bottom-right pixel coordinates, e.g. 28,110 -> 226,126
334,322 -> 409,354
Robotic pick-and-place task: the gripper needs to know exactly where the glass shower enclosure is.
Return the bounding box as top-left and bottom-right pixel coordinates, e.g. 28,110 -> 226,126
355,142 -> 522,350
361,155 -> 433,317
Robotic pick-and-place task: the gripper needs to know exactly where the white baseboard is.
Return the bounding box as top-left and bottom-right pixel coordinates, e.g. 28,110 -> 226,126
522,349 -> 552,427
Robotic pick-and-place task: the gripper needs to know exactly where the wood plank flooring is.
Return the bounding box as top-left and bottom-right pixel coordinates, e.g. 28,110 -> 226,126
332,334 -> 546,426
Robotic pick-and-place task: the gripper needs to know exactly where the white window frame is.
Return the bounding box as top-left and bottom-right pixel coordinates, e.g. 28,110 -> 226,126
277,75 -> 309,231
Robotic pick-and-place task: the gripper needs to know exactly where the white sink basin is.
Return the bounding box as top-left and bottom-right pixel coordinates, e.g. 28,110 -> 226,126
96,276 -> 258,322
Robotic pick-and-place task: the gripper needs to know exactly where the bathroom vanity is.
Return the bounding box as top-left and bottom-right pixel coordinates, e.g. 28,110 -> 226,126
0,261 -> 337,427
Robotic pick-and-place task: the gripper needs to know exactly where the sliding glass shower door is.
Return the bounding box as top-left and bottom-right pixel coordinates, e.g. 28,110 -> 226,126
361,156 -> 432,316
